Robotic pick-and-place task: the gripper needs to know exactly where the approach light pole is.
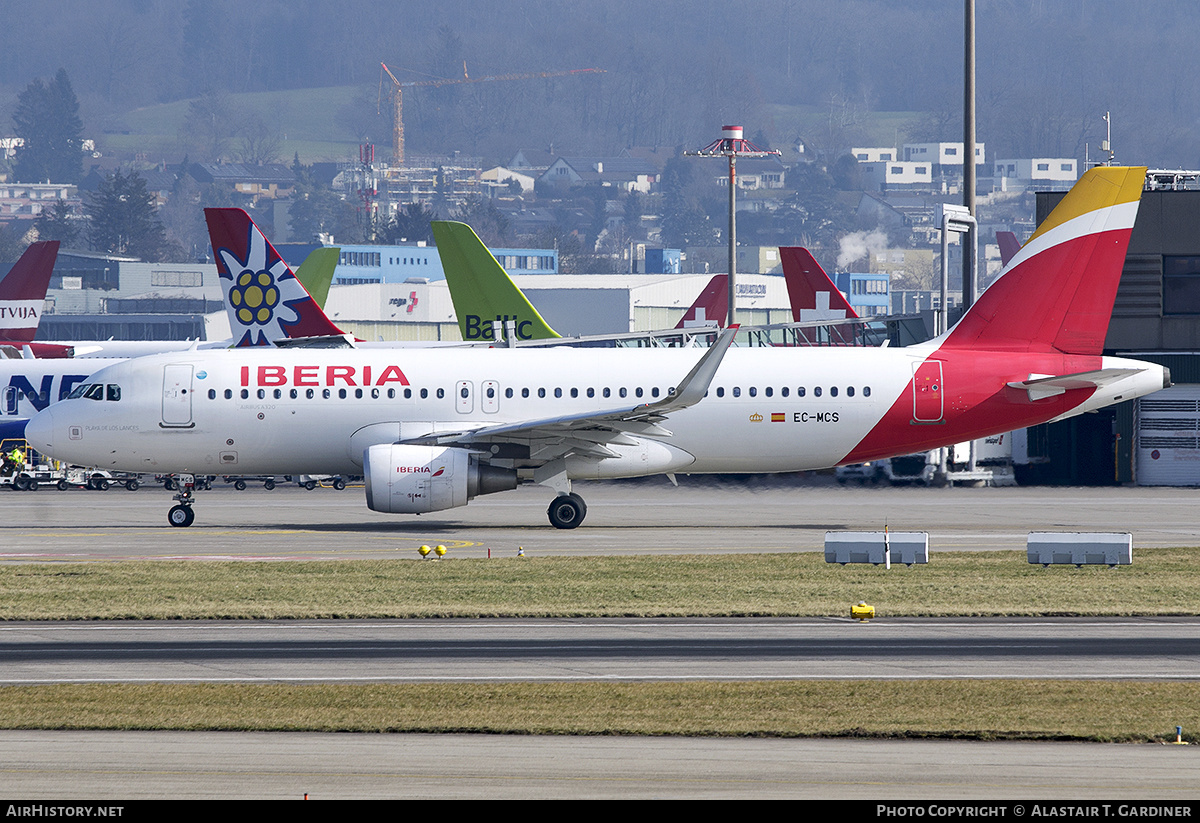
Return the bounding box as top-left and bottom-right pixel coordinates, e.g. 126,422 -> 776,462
685,126 -> 780,327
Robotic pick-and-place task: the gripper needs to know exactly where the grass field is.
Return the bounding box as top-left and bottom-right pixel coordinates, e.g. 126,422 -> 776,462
2,550 -> 1198,620
5,550 -> 1198,740
101,86 -> 366,163
2,681 -> 1195,743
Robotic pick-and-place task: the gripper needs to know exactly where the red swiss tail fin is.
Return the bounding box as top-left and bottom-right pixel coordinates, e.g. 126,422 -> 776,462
675,274 -> 728,329
780,247 -> 858,322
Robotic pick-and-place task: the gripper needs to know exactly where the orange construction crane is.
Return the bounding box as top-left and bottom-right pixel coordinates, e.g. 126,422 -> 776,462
379,62 -> 604,166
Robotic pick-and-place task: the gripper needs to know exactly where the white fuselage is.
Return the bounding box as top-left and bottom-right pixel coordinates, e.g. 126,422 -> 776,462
25,344 -> 1167,480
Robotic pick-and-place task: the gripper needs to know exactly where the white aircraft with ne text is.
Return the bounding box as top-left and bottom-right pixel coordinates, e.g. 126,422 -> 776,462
26,166 -> 1169,529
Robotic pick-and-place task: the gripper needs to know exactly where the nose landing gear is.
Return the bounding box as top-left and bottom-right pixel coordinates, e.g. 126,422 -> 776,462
166,473 -> 198,527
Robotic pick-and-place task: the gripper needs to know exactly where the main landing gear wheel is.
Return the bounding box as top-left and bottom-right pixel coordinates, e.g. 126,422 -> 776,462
547,492 -> 587,529
167,504 -> 195,528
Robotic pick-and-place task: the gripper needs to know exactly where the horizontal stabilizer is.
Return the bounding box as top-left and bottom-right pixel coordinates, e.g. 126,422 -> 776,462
273,334 -> 358,349
1007,368 -> 1146,401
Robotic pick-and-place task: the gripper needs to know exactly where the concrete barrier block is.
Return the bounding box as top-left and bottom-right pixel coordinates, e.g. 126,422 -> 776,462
824,532 -> 929,565
1026,532 -> 1132,566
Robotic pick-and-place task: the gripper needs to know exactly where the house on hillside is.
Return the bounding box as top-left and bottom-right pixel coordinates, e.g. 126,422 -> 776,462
188,162 -> 296,201
538,157 -> 659,193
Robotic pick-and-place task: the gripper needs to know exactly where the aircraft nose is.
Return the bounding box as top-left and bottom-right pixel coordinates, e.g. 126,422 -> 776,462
25,406 -> 56,455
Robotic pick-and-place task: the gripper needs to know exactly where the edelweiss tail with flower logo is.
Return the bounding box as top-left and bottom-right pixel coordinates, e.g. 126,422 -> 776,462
205,208 -> 346,347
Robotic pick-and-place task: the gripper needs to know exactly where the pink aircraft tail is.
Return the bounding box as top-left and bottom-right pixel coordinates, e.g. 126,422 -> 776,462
205,209 -> 346,347
0,241 -> 59,344
940,165 -> 1146,355
779,247 -> 858,322
675,274 -> 728,329
996,231 -> 1021,266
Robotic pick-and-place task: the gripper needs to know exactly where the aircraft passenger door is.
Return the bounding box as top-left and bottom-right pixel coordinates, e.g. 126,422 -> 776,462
911,360 -> 944,423
162,364 -> 194,427
456,380 -> 473,414
2,386 -> 16,416
482,381 -> 499,413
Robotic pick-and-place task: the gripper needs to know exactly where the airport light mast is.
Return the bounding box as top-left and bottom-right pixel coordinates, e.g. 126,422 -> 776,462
685,126 -> 780,327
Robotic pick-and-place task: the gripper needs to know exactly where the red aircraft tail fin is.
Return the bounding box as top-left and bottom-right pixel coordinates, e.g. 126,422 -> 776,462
995,231 -> 1021,267
940,166 -> 1146,355
675,274 -> 728,329
0,241 -> 58,344
205,209 -> 346,347
780,247 -> 858,322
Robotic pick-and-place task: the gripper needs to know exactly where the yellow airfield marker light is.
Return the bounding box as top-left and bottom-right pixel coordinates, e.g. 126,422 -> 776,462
434,545 -> 447,558
851,602 -> 875,622
418,545 -> 432,558
1175,726 -> 1189,745
517,546 -> 525,557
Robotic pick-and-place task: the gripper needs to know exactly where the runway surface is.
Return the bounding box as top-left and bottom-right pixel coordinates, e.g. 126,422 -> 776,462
2,731 -> 1197,799
3,617 -> 1200,684
4,481 -> 1200,798
3,479 -> 1200,560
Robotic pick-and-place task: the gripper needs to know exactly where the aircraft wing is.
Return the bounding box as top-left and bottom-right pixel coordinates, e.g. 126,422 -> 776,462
407,326 -> 738,459
1007,368 -> 1148,401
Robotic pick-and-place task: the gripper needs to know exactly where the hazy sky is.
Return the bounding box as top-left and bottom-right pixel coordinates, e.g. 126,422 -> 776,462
1,1 -> 1197,166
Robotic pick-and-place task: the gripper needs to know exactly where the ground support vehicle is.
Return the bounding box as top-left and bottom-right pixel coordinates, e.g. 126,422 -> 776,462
222,475 -> 279,490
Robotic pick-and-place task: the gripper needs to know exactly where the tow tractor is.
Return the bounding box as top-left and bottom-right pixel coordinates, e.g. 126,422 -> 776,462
1,438 -> 141,491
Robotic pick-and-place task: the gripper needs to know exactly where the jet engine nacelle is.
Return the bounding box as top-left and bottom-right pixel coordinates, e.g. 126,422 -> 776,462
363,444 -> 517,514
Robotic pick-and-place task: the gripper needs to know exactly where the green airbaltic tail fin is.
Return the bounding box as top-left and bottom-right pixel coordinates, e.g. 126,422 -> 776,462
432,220 -> 561,342
294,247 -> 340,309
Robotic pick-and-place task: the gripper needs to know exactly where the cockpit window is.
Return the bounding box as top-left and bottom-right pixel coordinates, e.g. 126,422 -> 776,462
83,384 -> 104,401
106,384 -> 121,402
67,383 -> 90,400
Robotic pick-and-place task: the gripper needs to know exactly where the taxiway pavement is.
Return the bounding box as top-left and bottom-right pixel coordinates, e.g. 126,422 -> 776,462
2,479 -> 1200,560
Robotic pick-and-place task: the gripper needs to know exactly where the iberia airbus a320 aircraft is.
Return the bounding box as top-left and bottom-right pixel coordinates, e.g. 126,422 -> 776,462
25,166 -> 1170,529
